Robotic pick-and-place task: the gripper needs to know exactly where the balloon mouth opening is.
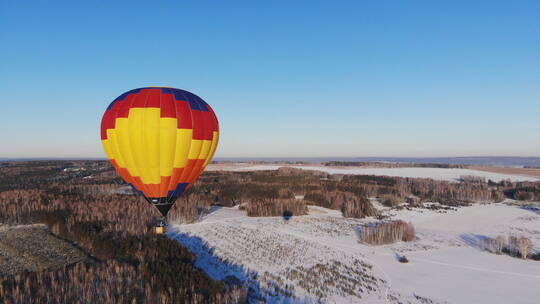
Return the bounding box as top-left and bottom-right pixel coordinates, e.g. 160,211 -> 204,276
145,197 -> 178,217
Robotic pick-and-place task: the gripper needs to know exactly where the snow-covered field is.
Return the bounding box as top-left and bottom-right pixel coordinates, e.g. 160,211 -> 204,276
168,201 -> 540,304
206,164 -> 539,182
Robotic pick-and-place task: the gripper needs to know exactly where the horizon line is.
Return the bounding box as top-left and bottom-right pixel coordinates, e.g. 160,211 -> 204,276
2,155 -> 540,161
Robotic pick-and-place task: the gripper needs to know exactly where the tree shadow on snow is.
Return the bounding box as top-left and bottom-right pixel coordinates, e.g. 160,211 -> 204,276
167,227 -> 257,293
167,227 -> 320,304
196,205 -> 223,220
459,233 -> 489,250
520,205 -> 540,215
353,226 -> 362,242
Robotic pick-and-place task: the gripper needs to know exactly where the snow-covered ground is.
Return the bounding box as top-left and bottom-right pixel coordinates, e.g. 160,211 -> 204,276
206,164 -> 539,182
168,201 -> 540,304
366,202 -> 540,304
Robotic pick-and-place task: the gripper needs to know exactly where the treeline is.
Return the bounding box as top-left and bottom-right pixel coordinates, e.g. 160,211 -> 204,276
191,167 -> 540,220
324,161 -> 464,168
2,161 -> 539,226
328,174 -> 537,206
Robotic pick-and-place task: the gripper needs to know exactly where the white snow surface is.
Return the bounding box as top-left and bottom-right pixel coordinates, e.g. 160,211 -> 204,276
207,164 -> 539,182
168,202 -> 540,304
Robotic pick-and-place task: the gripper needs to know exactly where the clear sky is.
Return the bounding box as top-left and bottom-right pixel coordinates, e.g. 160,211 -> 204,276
1,1 -> 539,158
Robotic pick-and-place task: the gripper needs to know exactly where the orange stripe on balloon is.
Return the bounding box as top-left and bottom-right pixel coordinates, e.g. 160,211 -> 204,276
186,159 -> 206,184
110,159 -> 148,196
141,183 -> 161,197
130,176 -> 147,195
110,159 -> 132,184
168,167 -> 185,191
117,167 -> 134,185
159,176 -> 172,197
178,159 -> 196,182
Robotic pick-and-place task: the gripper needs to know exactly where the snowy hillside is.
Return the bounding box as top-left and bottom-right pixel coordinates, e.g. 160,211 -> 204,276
168,201 -> 540,303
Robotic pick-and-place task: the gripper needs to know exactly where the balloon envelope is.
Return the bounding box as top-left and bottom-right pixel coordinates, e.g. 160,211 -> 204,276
100,87 -> 219,216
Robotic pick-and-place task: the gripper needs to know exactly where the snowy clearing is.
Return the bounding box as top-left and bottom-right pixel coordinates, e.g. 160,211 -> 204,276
206,164 -> 539,182
168,202 -> 540,304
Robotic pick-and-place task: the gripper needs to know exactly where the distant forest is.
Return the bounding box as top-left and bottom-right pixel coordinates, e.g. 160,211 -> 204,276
0,161 -> 539,303
324,161 -> 465,168
210,156 -> 540,167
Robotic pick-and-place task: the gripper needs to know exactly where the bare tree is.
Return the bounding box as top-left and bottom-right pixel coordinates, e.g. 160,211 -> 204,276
517,237 -> 534,259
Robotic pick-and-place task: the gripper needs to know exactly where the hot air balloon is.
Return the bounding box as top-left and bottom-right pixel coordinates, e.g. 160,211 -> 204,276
100,87 -> 219,233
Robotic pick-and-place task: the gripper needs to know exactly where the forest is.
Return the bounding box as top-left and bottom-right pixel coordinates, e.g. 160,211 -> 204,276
0,161 -> 245,304
1,161 -> 539,303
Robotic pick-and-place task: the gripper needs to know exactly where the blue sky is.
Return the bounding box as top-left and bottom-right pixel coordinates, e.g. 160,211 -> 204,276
1,1 -> 539,158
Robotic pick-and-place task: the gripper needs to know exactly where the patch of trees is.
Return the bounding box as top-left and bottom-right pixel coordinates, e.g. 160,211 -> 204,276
340,193 -> 376,218
303,190 -> 377,218
460,175 -> 486,183
481,235 -> 536,260
357,220 -> 416,245
244,199 -> 307,217
380,194 -> 400,207
504,185 -> 540,201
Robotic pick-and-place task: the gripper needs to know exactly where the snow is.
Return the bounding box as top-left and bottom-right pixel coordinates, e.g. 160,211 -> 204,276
369,246 -> 539,304
207,164 -> 539,182
171,164 -> 540,303
168,202 -> 540,304
367,203 -> 540,304
169,207 -> 392,303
